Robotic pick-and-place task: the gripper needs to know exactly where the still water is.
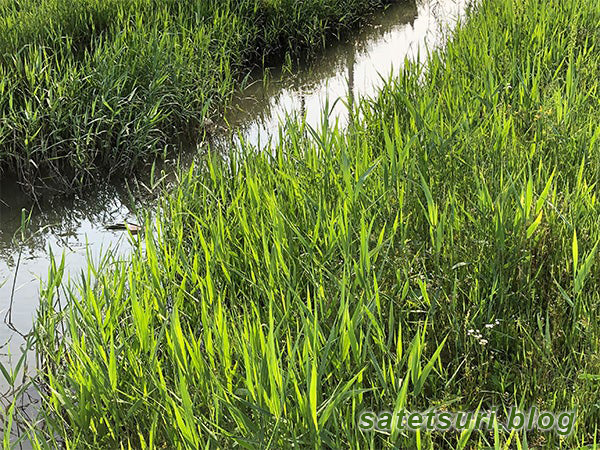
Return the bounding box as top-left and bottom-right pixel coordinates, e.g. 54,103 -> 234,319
0,0 -> 469,390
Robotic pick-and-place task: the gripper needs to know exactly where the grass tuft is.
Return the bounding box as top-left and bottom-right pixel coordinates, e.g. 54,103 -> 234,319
0,0 -> 395,189
30,0 -> 600,447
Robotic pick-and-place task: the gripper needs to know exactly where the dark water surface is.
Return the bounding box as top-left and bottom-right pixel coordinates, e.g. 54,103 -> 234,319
0,0 -> 469,400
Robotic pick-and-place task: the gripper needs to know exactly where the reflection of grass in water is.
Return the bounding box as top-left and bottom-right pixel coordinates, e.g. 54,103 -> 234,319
0,179 -> 140,260
0,211 -> 37,443
0,0 -> 399,190
0,335 -> 37,446
27,0 -> 600,447
223,2 -> 418,135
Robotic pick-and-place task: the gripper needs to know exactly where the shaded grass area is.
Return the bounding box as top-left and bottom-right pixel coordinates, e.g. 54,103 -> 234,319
31,0 -> 600,447
0,0 -> 394,189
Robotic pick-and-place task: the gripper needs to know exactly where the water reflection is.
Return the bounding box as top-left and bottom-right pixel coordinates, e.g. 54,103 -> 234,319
0,0 -> 469,371
0,178 -> 137,359
215,0 -> 467,149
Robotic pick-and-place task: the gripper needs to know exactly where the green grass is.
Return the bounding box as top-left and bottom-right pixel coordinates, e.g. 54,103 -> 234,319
29,0 -> 600,447
0,0 -> 394,189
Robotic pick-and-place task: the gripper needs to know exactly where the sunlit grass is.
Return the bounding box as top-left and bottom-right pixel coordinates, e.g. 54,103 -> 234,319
0,0 -> 394,188
30,0 -> 600,447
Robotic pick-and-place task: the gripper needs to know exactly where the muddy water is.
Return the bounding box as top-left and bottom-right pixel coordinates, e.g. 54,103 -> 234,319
217,0 -> 468,148
0,0 -> 469,387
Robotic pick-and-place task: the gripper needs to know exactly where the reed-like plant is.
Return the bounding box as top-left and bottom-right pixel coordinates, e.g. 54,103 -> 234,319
31,0 -> 600,447
0,0 -> 394,189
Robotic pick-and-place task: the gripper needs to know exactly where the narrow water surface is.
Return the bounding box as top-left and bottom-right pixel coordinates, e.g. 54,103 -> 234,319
219,0 -> 467,148
0,0 -> 469,390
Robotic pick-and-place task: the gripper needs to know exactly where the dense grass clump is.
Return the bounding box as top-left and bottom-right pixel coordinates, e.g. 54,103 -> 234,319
0,0 -> 393,188
32,0 -> 600,447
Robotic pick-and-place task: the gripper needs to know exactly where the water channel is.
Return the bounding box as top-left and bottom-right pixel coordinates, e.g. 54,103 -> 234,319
0,0 -> 469,409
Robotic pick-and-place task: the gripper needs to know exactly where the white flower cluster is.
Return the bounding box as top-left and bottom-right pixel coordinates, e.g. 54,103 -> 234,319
467,319 -> 500,346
